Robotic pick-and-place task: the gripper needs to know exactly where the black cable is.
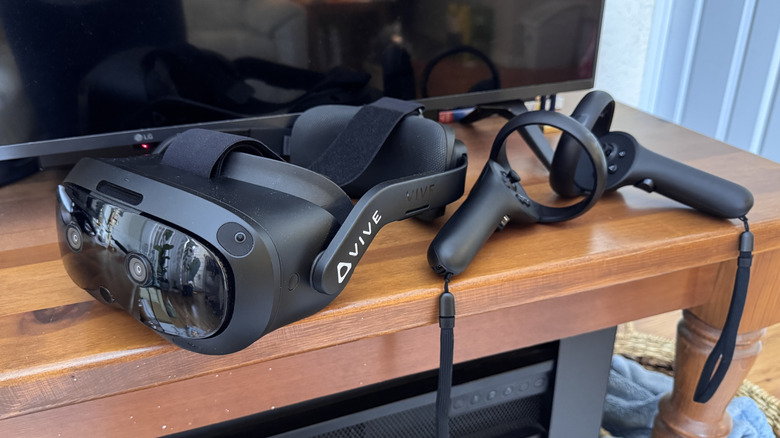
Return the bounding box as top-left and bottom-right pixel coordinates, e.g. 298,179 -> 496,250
694,217 -> 753,403
436,273 -> 455,438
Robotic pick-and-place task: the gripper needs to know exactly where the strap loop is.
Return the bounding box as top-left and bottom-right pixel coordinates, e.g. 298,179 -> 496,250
437,273 -> 455,438
693,217 -> 754,403
160,128 -> 281,179
307,97 -> 423,186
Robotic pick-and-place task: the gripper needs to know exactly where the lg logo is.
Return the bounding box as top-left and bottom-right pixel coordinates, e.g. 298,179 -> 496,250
133,132 -> 154,143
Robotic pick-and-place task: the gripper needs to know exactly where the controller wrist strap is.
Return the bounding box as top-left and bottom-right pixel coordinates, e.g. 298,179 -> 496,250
437,274 -> 455,438
433,221 -> 754,408
693,216 -> 754,403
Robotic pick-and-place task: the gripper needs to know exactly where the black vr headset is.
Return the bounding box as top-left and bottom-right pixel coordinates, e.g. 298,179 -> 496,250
57,98 -> 467,354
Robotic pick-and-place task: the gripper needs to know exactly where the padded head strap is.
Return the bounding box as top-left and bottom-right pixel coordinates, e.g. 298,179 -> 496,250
160,128 -> 282,178
304,97 -> 423,186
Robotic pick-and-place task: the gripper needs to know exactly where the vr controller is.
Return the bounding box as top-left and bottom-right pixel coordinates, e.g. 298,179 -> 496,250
549,90 -> 754,218
58,98 -> 467,354
428,110 -> 607,276
428,91 -> 754,277
548,92 -> 756,405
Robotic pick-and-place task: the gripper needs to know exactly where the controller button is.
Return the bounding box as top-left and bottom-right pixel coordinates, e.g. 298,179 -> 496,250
515,194 -> 531,206
618,150 -> 627,158
603,142 -> 615,157
497,215 -> 510,231
608,164 -> 618,174
635,178 -> 655,193
507,169 -> 521,183
288,273 -> 300,291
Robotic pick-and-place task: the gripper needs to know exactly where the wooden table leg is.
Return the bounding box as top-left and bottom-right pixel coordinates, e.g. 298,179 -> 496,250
652,310 -> 765,437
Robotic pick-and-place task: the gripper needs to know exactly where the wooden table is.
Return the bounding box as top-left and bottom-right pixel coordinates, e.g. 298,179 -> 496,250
2,94 -> 780,437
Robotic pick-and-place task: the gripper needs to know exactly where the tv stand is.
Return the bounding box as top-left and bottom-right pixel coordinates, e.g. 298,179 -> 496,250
1,92 -> 780,437
170,328 -> 616,437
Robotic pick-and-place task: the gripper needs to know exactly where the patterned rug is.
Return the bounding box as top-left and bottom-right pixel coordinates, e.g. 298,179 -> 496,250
605,323 -> 780,436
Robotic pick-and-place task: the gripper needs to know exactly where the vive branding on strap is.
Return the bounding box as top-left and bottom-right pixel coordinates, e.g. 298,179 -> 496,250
407,184 -> 435,202
337,210 -> 382,284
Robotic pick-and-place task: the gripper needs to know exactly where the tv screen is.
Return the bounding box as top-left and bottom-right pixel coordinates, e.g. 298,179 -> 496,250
0,0 -> 603,165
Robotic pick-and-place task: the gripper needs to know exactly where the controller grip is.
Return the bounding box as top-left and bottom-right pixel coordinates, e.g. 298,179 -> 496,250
633,147 -> 753,218
428,163 -> 536,276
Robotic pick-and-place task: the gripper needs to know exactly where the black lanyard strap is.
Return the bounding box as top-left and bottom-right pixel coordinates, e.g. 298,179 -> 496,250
437,274 -> 455,438
693,217 -> 754,403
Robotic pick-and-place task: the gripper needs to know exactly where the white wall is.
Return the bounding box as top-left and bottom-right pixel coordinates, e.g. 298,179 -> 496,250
595,0 -> 780,163
593,0 -> 656,109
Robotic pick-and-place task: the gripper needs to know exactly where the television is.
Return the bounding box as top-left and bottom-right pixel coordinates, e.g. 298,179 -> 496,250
0,0 -> 604,183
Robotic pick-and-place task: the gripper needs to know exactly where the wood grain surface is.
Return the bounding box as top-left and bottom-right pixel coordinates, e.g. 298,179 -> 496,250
2,92 -> 780,437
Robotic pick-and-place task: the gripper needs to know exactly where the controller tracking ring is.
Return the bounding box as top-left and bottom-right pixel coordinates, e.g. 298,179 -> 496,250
491,110 -> 609,223
549,91 -> 615,197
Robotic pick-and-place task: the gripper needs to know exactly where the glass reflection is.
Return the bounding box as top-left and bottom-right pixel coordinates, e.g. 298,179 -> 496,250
58,185 -> 230,339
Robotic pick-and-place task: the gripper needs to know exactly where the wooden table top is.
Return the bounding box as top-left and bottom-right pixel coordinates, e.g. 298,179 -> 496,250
2,93 -> 780,435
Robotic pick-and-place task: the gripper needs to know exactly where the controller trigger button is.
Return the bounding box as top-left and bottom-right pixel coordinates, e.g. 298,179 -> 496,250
635,178 -> 655,193
608,164 -> 618,174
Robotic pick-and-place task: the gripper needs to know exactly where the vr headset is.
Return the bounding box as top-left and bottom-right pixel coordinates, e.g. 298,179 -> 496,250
57,98 -> 467,354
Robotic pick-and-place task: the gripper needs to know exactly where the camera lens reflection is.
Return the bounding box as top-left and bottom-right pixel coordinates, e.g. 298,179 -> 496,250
57,185 -> 231,340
